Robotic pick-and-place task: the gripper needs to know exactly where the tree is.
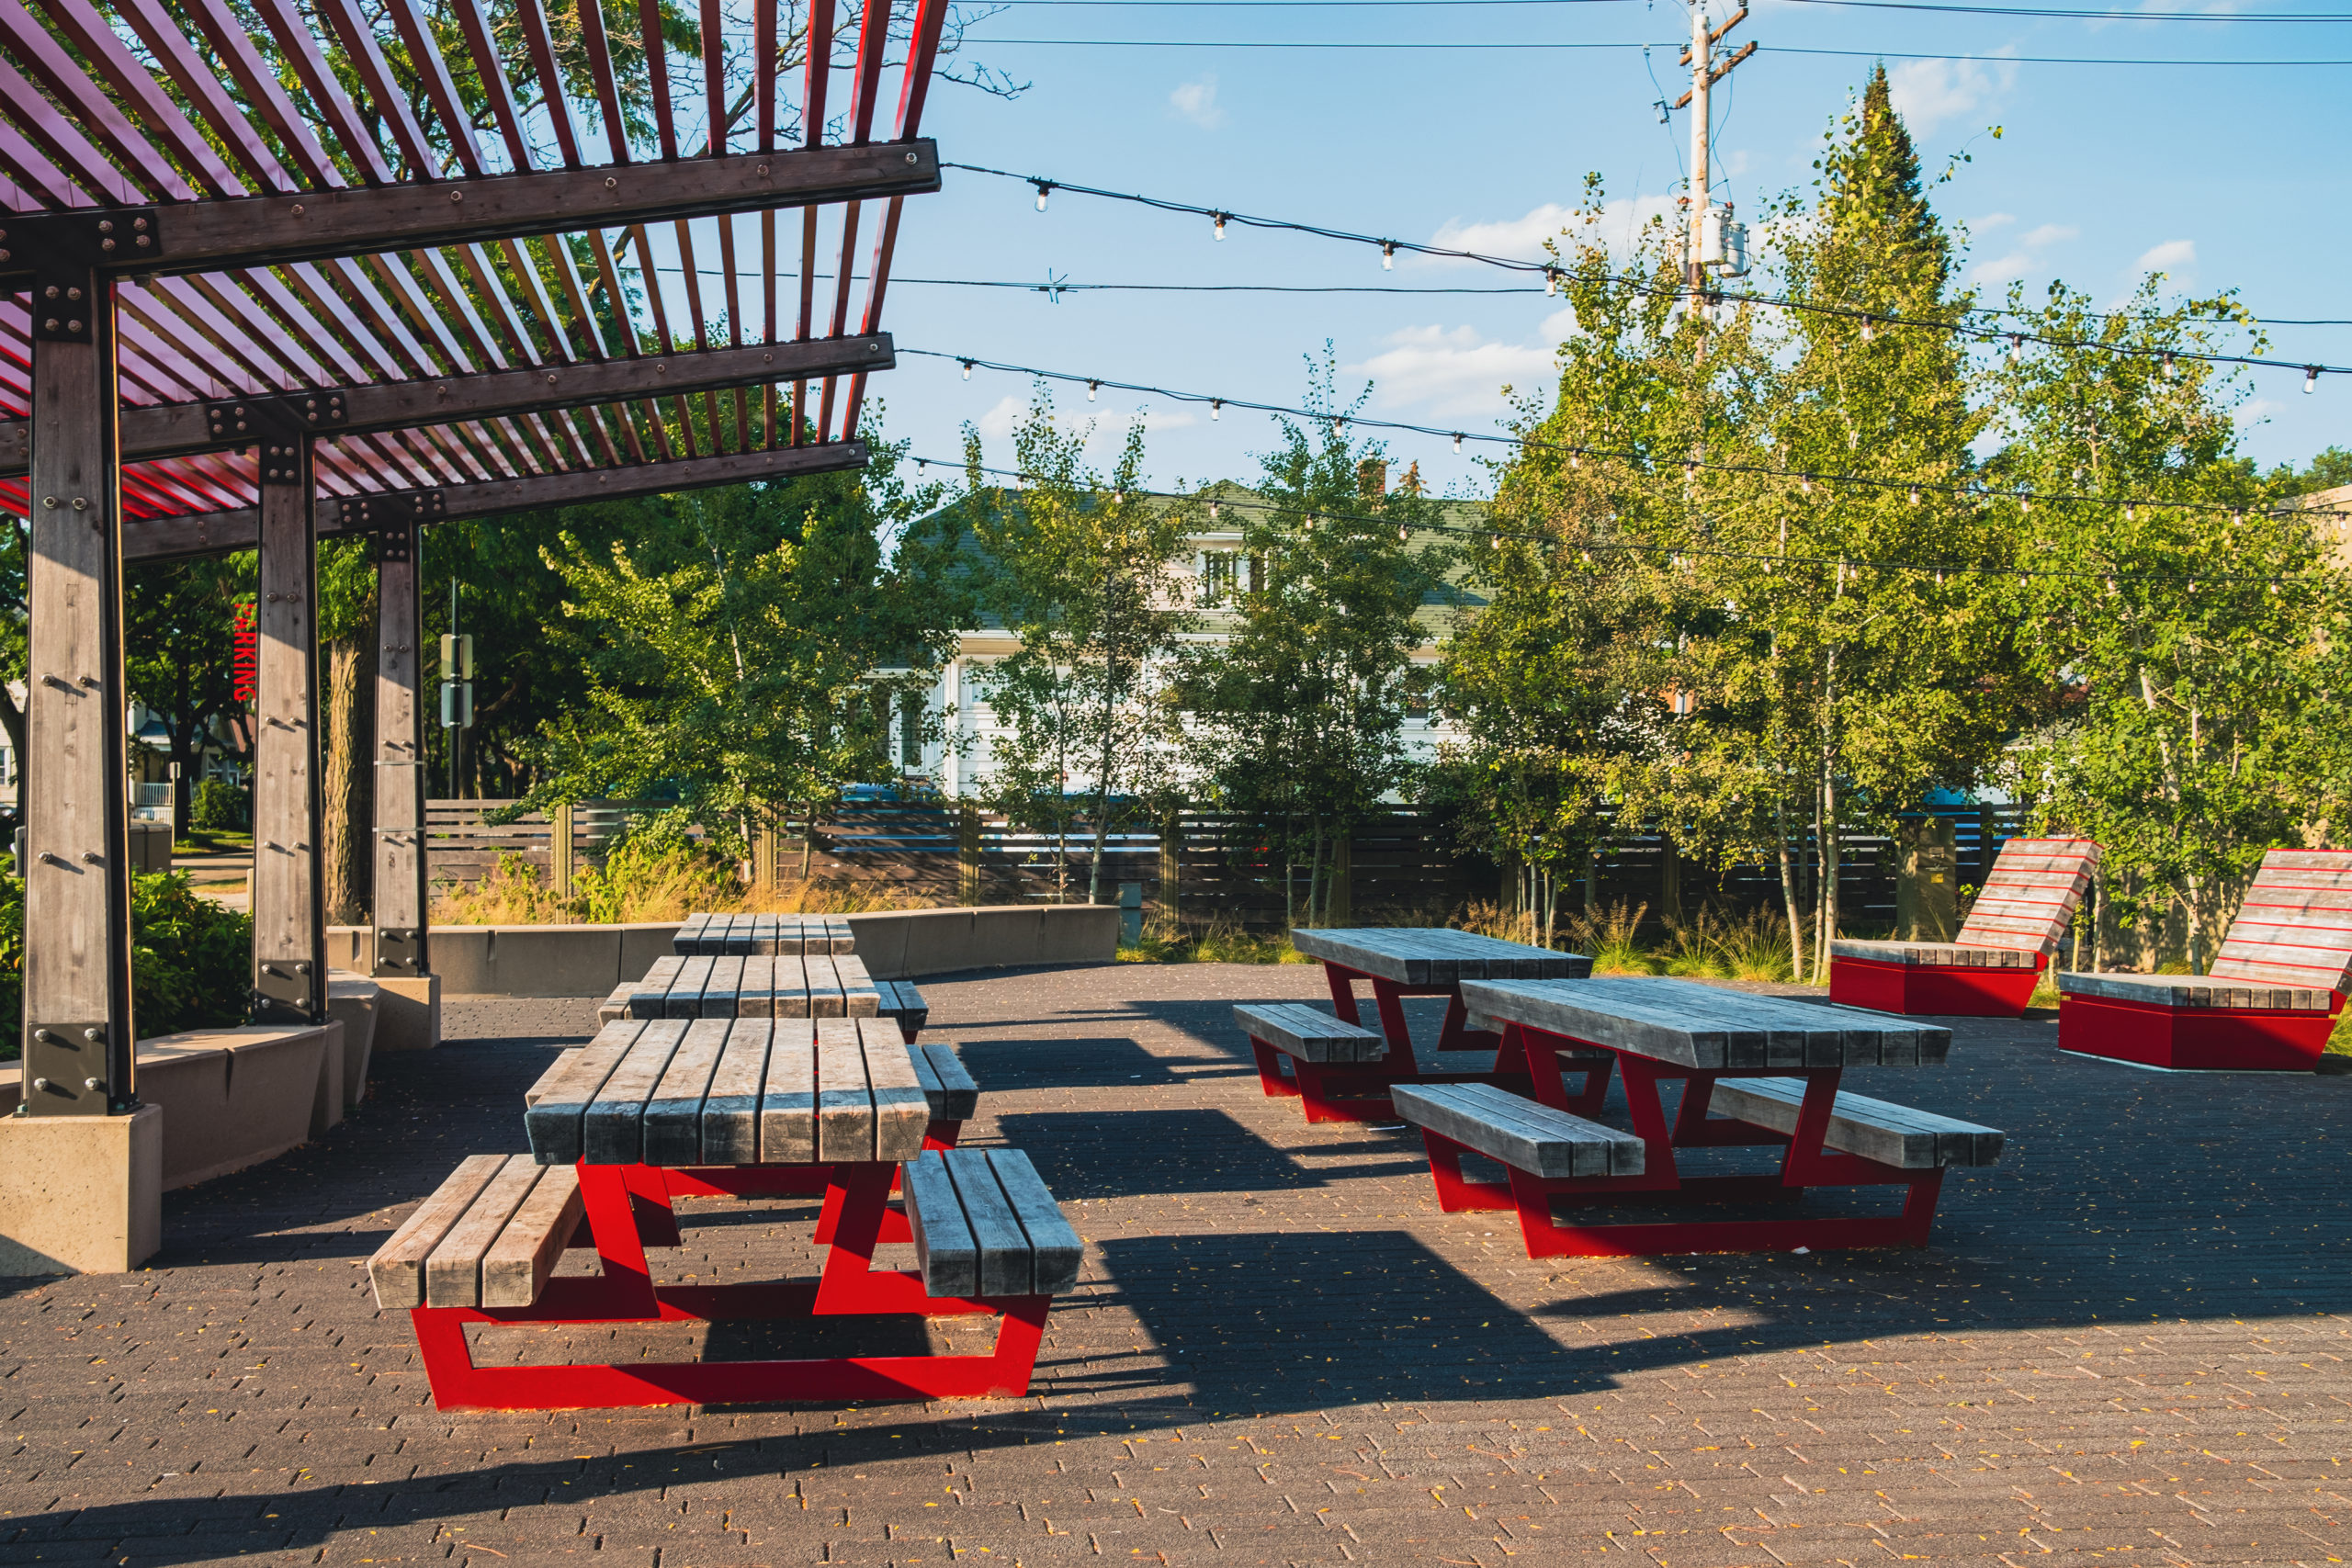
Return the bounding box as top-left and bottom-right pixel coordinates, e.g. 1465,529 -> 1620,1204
1985,279 -> 2349,968
963,392 -> 1197,904
1184,361 -> 1444,926
525,434 -> 959,853
125,556 -> 252,840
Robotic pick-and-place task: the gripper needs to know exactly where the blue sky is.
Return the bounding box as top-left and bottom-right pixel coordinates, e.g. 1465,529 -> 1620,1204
843,0 -> 2352,495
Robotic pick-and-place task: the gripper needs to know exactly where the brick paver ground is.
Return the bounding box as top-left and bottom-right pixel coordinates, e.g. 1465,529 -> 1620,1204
3,962 -> 2348,1567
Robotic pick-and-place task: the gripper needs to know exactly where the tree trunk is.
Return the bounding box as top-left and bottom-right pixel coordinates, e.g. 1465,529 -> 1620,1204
1776,794 -> 1805,984
1815,770 -> 1840,981
322,627 -> 376,925
0,682 -> 24,822
1087,787 -> 1112,906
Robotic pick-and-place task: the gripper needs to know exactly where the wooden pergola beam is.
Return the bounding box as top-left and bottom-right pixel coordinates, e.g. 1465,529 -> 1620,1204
0,336 -> 895,477
0,142 -> 938,283
117,439 -> 873,561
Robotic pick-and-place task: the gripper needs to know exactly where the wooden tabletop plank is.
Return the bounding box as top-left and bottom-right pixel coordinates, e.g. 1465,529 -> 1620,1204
481,1164 -> 582,1309
860,1018 -> 931,1161
699,954 -> 745,1018
807,954 -> 847,1019
1290,926 -> 1591,984
581,1019 -> 689,1165
642,1018 -> 731,1167
697,1019 -> 774,1165
525,1020 -> 647,1165
815,1017 -> 876,1159
757,1029 -> 818,1164
627,954 -> 683,1019
424,1154 -> 542,1308
1461,976 -> 1949,1069
838,953 -> 881,1017
772,952 -> 812,1018
370,1153 -> 508,1309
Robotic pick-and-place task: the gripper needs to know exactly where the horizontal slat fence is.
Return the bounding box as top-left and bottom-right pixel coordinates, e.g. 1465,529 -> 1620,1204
425,797 -> 2036,939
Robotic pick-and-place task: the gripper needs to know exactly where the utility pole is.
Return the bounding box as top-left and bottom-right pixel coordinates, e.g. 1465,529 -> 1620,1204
1677,3 -> 1757,321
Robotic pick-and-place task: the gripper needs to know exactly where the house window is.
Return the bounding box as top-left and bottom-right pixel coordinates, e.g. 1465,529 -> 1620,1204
899,694 -> 924,766
1200,550 -> 1238,606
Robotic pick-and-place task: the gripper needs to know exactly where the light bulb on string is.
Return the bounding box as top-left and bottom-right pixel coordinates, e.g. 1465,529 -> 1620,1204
1212,211 -> 1228,241
1453,434 -> 1463,453
1209,399 -> 1222,421
2162,352 -> 2177,379
1086,380 -> 1099,401
2306,366 -> 2323,395
1380,242 -> 1396,271
1544,267 -> 1560,297
2008,333 -> 2024,363
1908,489 -> 1920,506
1209,501 -> 1220,521
1396,524 -> 1411,542
1860,320 -> 1874,342
960,360 -> 972,380
1033,180 -> 1052,212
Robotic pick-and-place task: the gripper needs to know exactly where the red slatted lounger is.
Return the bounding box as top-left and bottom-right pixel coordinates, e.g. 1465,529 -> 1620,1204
2056,848 -> 2352,1071
1829,838 -> 2101,1017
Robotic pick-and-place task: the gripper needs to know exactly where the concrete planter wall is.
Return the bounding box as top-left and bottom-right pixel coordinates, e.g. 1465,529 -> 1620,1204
325,903 -> 1119,995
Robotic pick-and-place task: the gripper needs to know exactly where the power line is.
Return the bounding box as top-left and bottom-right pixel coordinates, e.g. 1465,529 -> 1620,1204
908,347 -> 2346,523
917,454 -> 2318,587
948,162 -> 2346,379
957,36 -> 2352,58
999,0 -> 2352,13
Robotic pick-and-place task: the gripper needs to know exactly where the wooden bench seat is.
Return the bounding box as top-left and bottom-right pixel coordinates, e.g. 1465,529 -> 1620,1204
615,953 -> 882,1021
1234,1002 -> 1385,1063
370,1154 -> 583,1311
1830,837 -> 2101,1017
876,979 -> 930,1043
2059,848 -> 2352,1069
901,1147 -> 1083,1299
1702,1077 -> 2005,1168
1392,1082 -> 1645,1179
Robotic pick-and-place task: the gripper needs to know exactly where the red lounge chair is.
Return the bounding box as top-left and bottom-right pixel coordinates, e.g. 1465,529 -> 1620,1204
1829,837 -> 2102,1017
2057,848 -> 2352,1071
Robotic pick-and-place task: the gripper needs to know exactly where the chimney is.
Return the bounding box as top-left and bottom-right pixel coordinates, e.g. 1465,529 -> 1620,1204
1357,457 -> 1387,499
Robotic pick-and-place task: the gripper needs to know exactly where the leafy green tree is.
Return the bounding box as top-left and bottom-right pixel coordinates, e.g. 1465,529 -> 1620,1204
1985,281 -> 2347,968
525,435 -> 958,852
963,393 -> 1197,904
126,555 -> 252,840
1184,363 -> 1444,926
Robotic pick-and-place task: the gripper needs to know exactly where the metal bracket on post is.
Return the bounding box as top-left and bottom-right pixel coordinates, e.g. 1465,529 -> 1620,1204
208,390 -> 345,453
376,927 -> 424,975
250,959 -> 315,1021
15,211 -> 156,347
17,1022 -> 128,1118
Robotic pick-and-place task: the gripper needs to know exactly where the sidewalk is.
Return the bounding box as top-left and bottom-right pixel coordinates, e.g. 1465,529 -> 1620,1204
0,968 -> 2344,1564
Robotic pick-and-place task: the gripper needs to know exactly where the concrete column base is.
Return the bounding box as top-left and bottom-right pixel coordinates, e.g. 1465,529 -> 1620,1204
374,975 -> 442,1051
0,1105 -> 163,1275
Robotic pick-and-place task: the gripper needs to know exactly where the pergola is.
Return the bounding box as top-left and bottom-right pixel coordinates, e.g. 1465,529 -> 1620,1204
2,0 -> 949,1119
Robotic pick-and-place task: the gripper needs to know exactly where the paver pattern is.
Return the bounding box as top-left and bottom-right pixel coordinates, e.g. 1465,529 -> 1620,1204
2,965 -> 2348,1566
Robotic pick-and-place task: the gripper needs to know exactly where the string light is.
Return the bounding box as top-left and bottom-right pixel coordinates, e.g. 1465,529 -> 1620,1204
2306,365 -> 2323,394
2008,333 -> 2025,363
2162,352 -> 2177,378
922,350 -> 2351,525
1453,433 -> 1463,453
1087,379 -> 1099,400
1381,242 -> 1396,270
945,163 -> 2347,385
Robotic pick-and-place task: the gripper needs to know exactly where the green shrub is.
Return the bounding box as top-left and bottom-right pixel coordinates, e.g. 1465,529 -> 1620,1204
191,778 -> 249,833
0,872 -> 254,1058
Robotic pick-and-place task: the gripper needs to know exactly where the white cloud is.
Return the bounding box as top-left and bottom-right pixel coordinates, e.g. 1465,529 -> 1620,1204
1886,54 -> 2018,135
1169,75 -> 1223,130
2239,397 -> 2281,428
2135,238 -> 2196,276
1967,220 -> 2074,286
975,393 -> 1024,441
1343,325 -> 1555,418
971,394 -> 1195,457
1971,211 -> 2018,233
1423,192 -> 1680,270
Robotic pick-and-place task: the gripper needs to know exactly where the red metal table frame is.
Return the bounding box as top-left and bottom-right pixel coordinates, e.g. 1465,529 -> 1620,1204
1267,960 -> 1527,1121
1415,1022 -> 1946,1258
406,1120 -> 1047,1410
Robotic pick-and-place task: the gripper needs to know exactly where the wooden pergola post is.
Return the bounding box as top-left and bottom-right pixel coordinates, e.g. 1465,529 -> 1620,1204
249,434 -> 326,1024
19,266 -> 136,1114
368,508 -> 431,982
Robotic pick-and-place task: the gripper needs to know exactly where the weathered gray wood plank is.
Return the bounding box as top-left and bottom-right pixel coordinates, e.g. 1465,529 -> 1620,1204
861,1018 -> 931,1161
903,1151 -> 977,1298
581,1019 -> 687,1165
369,1154 -> 506,1309
1392,1082 -> 1644,1179
481,1163 -> 581,1308
424,1154 -> 541,1308
1706,1077 -> 2005,1168
989,1148 -> 1083,1293
1234,1001 -> 1385,1064
945,1147 -> 1033,1297
1460,976 -> 1950,1069
524,1020 -> 645,1164
641,1018 -> 730,1167
757,1029 -> 817,1164
913,1043 -> 978,1121
814,1017 -> 874,1159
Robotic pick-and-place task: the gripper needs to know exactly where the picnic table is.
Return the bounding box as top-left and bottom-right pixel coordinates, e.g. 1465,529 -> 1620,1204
675,912 -> 854,955
1390,976 -> 2003,1258
369,1015 -> 1077,1411
1239,928 -> 1593,1122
